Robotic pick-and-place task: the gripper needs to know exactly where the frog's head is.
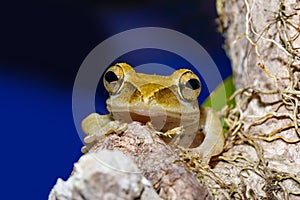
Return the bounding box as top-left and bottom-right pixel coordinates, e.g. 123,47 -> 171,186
103,63 -> 201,132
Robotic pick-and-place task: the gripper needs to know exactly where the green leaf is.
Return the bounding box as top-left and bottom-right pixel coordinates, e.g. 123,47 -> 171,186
202,76 -> 235,111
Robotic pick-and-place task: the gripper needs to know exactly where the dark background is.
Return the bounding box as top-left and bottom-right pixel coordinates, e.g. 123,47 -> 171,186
0,1 -> 231,199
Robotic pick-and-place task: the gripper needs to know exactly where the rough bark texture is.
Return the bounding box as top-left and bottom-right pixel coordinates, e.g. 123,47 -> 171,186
49,122 -> 212,199
209,0 -> 300,199
49,149 -> 161,200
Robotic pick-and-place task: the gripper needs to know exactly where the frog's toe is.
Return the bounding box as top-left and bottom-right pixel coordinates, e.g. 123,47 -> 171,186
81,145 -> 88,154
81,141 -> 98,153
103,121 -> 128,135
81,113 -> 111,135
115,123 -> 128,134
84,134 -> 96,143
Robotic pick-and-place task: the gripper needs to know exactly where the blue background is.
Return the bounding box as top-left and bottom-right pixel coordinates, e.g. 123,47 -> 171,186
0,1 -> 231,199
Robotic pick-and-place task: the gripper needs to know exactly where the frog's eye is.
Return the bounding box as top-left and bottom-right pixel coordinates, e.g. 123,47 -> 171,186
104,65 -> 125,94
179,71 -> 201,101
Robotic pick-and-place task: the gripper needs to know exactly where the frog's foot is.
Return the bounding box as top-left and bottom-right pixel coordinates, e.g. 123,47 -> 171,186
153,126 -> 183,139
186,107 -> 225,166
81,113 -> 128,153
146,122 -> 183,144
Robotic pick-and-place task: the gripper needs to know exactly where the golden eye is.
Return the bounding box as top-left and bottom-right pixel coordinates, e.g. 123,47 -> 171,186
103,64 -> 125,94
179,71 -> 201,101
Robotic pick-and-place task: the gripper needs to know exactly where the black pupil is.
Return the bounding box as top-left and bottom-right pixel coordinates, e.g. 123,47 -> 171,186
105,71 -> 119,83
186,79 -> 200,90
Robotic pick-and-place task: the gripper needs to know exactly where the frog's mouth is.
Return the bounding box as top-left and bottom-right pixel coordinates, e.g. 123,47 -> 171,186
108,102 -> 199,133
111,108 -> 182,132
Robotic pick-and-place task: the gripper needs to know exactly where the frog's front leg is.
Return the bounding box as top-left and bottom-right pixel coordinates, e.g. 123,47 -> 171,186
81,113 -> 128,153
189,107 -> 225,165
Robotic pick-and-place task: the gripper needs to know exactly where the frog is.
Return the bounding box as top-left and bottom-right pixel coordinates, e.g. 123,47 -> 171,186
81,63 -> 224,165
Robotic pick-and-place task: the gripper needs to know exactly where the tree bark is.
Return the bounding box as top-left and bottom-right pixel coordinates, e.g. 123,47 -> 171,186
214,0 -> 300,199
49,122 -> 212,199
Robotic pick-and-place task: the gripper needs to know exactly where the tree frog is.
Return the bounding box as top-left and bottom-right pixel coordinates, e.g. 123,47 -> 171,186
81,63 -> 224,165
